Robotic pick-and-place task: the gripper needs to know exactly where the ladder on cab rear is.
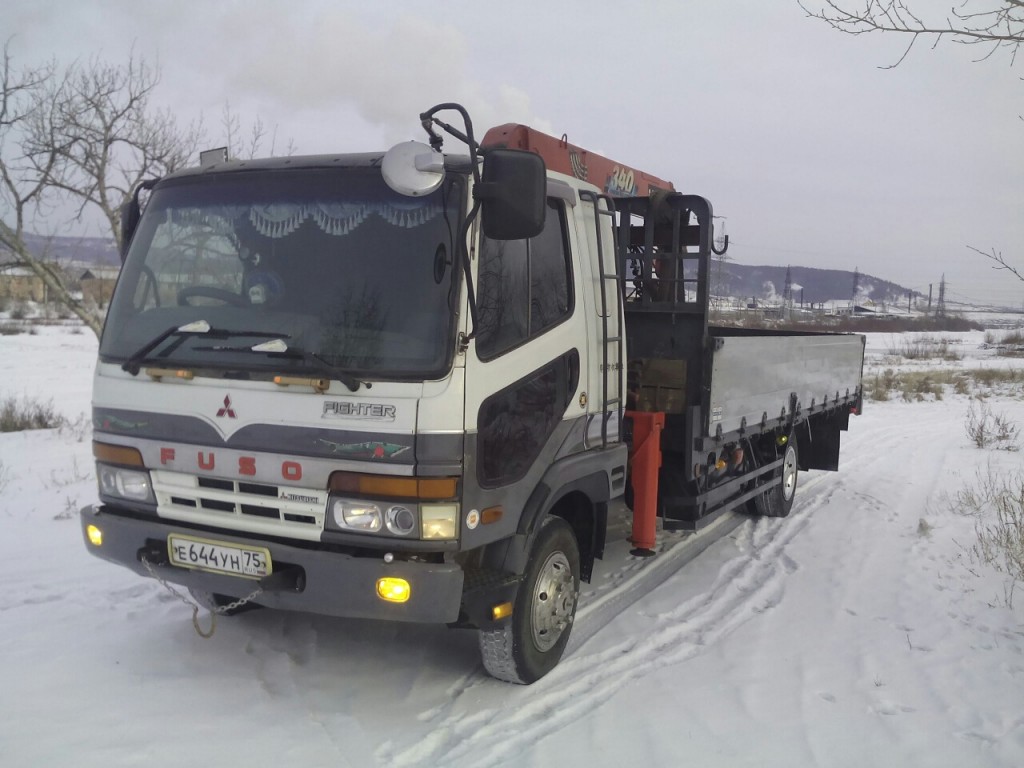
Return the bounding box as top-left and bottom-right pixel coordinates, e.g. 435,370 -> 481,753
579,190 -> 623,448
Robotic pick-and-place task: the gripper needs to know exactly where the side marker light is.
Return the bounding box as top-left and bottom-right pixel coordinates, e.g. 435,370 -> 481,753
87,525 -> 103,546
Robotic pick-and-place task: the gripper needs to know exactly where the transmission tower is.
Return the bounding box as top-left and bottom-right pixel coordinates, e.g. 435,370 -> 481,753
936,274 -> 947,317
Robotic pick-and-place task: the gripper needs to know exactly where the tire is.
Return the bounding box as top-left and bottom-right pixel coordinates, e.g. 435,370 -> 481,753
750,436 -> 798,518
187,588 -> 262,616
479,516 -> 581,684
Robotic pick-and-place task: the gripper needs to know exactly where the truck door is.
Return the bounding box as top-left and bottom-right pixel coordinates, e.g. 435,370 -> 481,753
465,195 -> 589,499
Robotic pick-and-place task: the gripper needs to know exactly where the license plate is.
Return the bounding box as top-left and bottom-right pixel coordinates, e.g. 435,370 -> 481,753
167,534 -> 272,579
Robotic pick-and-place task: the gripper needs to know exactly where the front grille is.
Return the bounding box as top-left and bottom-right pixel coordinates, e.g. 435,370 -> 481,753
151,470 -> 328,542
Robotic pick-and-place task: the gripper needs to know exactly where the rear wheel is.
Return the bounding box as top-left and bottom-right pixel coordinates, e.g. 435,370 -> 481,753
479,516 -> 580,684
749,436 -> 798,518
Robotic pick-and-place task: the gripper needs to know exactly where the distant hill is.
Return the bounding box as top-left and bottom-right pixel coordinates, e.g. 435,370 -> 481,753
711,262 -> 917,308
6,233 -> 120,267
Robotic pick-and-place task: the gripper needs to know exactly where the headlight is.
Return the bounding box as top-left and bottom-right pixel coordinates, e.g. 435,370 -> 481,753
332,500 -> 382,532
385,505 -> 416,536
98,464 -> 154,503
328,496 -> 459,540
421,504 -> 458,540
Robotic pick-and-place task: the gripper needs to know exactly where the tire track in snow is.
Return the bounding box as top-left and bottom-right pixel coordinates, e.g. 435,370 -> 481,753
379,475 -> 835,768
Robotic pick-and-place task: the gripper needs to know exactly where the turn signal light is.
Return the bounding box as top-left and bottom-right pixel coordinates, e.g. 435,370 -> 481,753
376,577 -> 411,603
329,472 -> 457,500
87,525 -> 103,546
492,601 -> 513,621
93,442 -> 144,467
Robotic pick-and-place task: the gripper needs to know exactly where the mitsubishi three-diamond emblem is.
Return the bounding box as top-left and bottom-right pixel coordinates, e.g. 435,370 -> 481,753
216,395 -> 236,418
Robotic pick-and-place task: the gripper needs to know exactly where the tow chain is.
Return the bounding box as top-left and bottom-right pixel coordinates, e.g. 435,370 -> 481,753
141,556 -> 263,638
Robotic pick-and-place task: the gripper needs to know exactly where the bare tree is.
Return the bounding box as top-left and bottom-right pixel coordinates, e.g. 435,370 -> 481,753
0,43 -> 202,336
221,101 -> 296,160
48,52 -> 202,253
0,43 -> 103,334
799,1 -> 1024,67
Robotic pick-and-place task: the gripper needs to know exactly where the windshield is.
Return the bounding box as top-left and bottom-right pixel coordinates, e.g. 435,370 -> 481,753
100,166 -> 464,381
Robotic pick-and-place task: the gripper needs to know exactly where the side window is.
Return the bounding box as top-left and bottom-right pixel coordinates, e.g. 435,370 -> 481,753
476,199 -> 572,359
477,351 -> 579,488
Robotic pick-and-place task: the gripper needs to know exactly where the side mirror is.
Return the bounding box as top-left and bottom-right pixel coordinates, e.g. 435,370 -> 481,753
476,149 -> 546,240
119,179 -> 159,261
119,198 -> 140,261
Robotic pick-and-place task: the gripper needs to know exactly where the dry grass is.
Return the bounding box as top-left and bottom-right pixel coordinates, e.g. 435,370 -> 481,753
0,396 -> 66,432
966,401 -> 1020,449
983,329 -> 1024,357
885,335 -> 963,362
867,367 -> 1024,403
951,462 -> 1024,607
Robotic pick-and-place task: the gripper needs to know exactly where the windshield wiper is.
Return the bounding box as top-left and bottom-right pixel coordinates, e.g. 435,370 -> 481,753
121,320 -> 210,375
272,344 -> 365,393
192,338 -> 365,392
120,320 -> 285,376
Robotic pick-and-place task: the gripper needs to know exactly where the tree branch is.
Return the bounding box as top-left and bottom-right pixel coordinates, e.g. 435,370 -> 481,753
799,1 -> 1024,66
968,245 -> 1024,284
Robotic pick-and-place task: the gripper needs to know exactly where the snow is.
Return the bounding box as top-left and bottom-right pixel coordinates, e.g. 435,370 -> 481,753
1,325 -> 1023,767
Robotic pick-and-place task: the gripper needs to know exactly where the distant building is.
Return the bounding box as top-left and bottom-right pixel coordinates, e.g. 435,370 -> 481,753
0,266 -> 46,302
80,266 -> 121,307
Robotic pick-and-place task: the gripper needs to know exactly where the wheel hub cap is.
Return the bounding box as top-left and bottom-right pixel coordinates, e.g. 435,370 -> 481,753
531,551 -> 575,652
782,445 -> 797,501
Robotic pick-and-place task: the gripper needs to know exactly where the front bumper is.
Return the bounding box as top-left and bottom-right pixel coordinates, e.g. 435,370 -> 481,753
80,504 -> 464,623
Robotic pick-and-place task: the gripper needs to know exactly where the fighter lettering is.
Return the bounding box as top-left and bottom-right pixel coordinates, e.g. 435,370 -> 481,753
322,401 -> 397,420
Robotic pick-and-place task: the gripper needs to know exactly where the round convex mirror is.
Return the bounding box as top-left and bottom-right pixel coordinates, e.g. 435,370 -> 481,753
381,141 -> 445,197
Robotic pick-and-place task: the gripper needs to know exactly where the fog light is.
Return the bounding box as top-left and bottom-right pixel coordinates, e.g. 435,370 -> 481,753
377,577 -> 411,603
421,503 -> 458,540
87,525 -> 103,546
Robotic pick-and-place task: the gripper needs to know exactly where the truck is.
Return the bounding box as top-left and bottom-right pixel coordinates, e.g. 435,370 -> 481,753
80,103 -> 864,684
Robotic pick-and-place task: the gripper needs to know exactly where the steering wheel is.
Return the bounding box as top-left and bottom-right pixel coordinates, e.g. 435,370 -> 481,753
177,286 -> 248,307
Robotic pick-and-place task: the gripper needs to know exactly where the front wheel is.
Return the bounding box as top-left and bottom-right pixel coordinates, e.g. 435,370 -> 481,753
479,516 -> 580,684
749,436 -> 799,518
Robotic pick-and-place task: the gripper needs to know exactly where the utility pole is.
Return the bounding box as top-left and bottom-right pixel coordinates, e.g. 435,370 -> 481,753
927,284 -> 933,315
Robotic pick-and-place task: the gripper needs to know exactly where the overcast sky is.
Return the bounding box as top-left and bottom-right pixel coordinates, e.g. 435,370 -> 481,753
4,0 -> 1022,307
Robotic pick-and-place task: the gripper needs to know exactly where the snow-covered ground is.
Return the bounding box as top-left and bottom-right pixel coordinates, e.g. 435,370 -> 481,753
1,325 -> 1022,767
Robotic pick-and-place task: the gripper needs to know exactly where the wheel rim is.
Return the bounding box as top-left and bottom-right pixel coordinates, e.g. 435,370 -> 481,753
531,550 -> 576,652
781,444 -> 798,502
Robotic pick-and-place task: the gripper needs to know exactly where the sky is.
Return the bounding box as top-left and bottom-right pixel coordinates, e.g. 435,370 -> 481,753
3,0 -> 1022,307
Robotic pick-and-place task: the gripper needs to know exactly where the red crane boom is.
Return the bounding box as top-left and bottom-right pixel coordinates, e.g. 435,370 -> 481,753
481,124 -> 674,197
